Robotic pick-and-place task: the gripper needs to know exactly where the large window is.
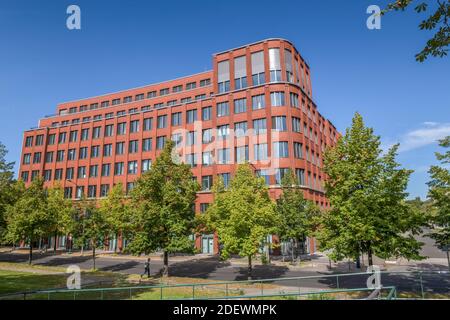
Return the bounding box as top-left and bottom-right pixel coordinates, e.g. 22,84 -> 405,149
172,112 -> 182,126
285,49 -> 294,82
143,118 -> 153,131
69,130 -> 78,142
234,56 -> 247,90
292,117 -> 301,133
270,92 -> 285,107
104,125 -> 114,137
187,109 -> 197,123
217,102 -> 229,117
254,143 -> 268,161
253,118 -> 267,135
103,144 -> 112,157
128,161 -> 138,174
217,125 -> 229,140
269,48 -> 282,82
143,138 -> 152,152
81,129 -> 89,141
296,168 -> 305,185
218,60 -> 230,93
251,51 -> 265,85
157,115 -> 167,129
275,168 -> 290,185
234,121 -> 248,137
294,142 -> 303,159
202,151 -> 213,166
273,141 -> 289,158
252,94 -> 265,110
130,120 -> 140,133
236,145 -> 249,163
92,127 -> 101,139
217,148 -> 231,164
201,175 -> 213,191
202,106 -> 212,121
101,164 -> 111,177
290,93 -> 299,108
185,153 -> 197,167
142,159 -> 152,172
129,140 -> 139,154
272,116 -> 287,131
115,142 -> 124,155
156,136 -> 166,149
114,162 -> 124,176
202,129 -> 213,144
234,98 -> 247,114
117,123 -> 126,135
186,131 -> 197,146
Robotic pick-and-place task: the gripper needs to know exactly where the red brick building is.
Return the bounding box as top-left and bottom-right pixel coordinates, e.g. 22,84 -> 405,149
19,38 -> 338,254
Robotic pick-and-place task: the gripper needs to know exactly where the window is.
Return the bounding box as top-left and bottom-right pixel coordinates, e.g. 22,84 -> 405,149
160,88 -> 169,96
202,129 -> 213,144
143,118 -> 153,131
54,169 -> 63,180
234,98 -> 247,114
114,162 -> 124,176
92,127 -> 101,139
66,167 -> 74,180
236,145 -> 249,163
217,60 -> 230,93
21,171 -> 29,182
115,142 -> 124,155
142,138 -> 152,152
79,147 -> 88,159
172,85 -> 183,93
275,168 -> 290,185
89,165 -> 98,178
64,187 -> 73,199
90,103 -> 99,110
180,97 -> 191,104
104,125 -> 114,137
67,149 -> 76,161
251,51 -> 265,85
273,141 -> 289,158
56,150 -> 65,162
100,184 -> 110,197
45,152 -> 54,163
78,166 -> 87,179
268,48 -> 282,82
185,153 -> 197,167
285,49 -> 294,82
186,131 -> 197,146
127,183 -> 135,194
187,109 -> 197,123
234,121 -> 248,137
171,133 -> 182,147
147,91 -> 156,98
23,153 -> 31,164
202,151 -> 213,166
234,56 -> 247,90
252,94 -> 265,110
81,129 -> 89,141
25,136 -> 33,147
290,93 -> 299,108
31,170 -> 40,181
201,175 -> 213,191
103,144 -> 112,157
296,168 -> 305,185
117,122 -> 126,135
88,185 -> 97,198
128,161 -> 138,174
217,124 -> 229,140
253,118 -> 267,135
256,169 -> 270,185
142,159 -> 152,172
157,115 -> 167,129
195,94 -> 206,101
294,142 -> 303,159
200,79 -> 211,87
33,152 -> 41,164
200,203 -> 209,213
35,135 -> 44,146
270,92 -> 285,106
272,116 -> 287,131
292,117 -> 301,133
216,102 -> 229,117
47,134 -> 56,145
156,136 -> 166,149
186,82 -> 197,90
58,132 -> 67,144
217,148 -> 231,164
254,143 -> 268,161
171,112 -> 182,126
101,164 -> 111,177
101,101 -> 110,108
129,140 -> 139,154
91,146 -> 100,158
69,130 -> 78,142
202,106 -> 212,121
130,120 -> 139,133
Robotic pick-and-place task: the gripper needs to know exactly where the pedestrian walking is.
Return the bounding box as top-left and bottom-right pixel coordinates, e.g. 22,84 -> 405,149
141,257 -> 151,278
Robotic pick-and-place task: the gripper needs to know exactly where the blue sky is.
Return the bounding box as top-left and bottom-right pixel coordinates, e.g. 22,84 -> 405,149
0,0 -> 449,199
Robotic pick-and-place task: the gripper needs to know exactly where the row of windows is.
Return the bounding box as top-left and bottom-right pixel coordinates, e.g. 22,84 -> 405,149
217,48 -> 311,95
22,166 -> 323,199
60,79 -> 212,115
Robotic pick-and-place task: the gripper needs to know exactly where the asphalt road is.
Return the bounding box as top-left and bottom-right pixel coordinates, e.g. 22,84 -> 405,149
1,251 -> 449,295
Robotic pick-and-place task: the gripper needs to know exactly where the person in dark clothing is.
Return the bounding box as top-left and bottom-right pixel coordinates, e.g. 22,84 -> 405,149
141,257 -> 151,278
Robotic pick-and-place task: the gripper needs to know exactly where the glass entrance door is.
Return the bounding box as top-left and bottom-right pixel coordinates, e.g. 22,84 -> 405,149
201,234 -> 214,254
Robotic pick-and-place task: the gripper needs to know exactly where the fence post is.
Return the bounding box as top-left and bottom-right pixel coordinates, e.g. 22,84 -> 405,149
192,285 -> 195,300
160,287 -> 163,300
226,283 -> 229,298
261,280 -> 264,298
419,272 -> 424,299
336,275 -> 340,289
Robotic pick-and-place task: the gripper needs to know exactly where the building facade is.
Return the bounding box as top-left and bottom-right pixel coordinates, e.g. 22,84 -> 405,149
19,38 -> 339,254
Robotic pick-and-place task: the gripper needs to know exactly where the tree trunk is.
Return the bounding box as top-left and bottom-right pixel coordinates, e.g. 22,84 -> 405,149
163,251 -> 169,277
248,256 -> 252,280
356,255 -> 361,269
93,246 -> 96,270
53,231 -> 57,252
368,247 -> 373,266
28,243 -> 33,265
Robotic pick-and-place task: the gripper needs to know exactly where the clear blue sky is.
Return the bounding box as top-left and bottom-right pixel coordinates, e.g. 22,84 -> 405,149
0,0 -> 449,199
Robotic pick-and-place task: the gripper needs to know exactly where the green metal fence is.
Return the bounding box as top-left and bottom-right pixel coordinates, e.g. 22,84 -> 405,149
0,270 -> 447,300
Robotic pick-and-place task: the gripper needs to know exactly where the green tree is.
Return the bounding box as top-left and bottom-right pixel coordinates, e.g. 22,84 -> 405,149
317,113 -> 425,266
383,0 -> 449,61
276,170 -> 320,262
427,136 -> 450,265
99,183 -> 128,253
5,178 -> 50,264
47,183 -> 74,252
72,195 -> 108,270
0,141 -> 15,240
126,141 -> 199,276
205,164 -> 280,279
